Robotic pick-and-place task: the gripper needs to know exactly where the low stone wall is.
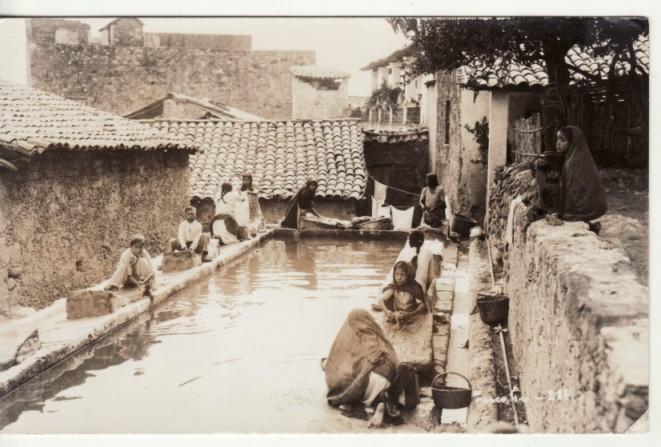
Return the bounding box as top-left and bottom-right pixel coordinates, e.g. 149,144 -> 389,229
260,198 -> 358,224
505,218 -> 648,432
1,150 -> 190,312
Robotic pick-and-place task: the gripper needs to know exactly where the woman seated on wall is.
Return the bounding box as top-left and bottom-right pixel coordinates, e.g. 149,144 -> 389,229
322,309 -> 420,428
281,179 -> 321,229
545,126 -> 607,234
235,173 -> 265,235
376,261 -> 427,326
419,174 -> 446,228
212,182 -> 249,245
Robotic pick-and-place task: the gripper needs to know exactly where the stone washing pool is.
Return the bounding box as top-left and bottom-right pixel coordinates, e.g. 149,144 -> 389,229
0,238 -> 408,433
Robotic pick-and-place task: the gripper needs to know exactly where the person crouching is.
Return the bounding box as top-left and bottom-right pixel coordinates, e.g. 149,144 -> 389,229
104,234 -> 155,300
169,206 -> 211,262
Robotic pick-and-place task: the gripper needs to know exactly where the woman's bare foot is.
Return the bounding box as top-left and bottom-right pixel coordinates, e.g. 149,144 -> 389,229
368,402 -> 385,428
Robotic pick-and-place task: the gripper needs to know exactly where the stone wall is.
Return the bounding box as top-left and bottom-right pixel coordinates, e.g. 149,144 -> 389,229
505,220 -> 648,432
29,43 -> 315,119
433,70 -> 490,222
291,78 -> 348,119
145,32 -> 251,50
0,150 -> 190,312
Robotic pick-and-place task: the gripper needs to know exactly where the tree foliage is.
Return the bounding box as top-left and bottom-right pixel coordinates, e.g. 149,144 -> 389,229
387,17 -> 648,88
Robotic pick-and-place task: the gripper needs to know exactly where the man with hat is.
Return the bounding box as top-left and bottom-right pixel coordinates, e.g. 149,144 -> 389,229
104,234 -> 155,299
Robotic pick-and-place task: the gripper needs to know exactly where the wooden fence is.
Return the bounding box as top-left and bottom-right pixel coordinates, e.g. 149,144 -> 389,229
510,113 -> 543,164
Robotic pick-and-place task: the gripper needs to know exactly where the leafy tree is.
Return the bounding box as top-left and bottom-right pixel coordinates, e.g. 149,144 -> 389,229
388,17 -> 648,148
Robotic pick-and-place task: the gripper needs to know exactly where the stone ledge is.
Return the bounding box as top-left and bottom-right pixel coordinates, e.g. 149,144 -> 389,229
0,231 -> 272,397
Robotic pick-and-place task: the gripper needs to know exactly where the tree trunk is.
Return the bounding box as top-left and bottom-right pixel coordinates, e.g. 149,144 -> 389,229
541,42 -> 572,152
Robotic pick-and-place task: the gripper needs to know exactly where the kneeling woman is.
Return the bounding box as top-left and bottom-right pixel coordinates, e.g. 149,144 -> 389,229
378,261 -> 427,326
324,309 -> 420,427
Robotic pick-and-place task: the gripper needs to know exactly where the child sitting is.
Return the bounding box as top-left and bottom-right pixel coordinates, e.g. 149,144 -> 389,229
377,261 -> 427,326
104,234 -> 155,300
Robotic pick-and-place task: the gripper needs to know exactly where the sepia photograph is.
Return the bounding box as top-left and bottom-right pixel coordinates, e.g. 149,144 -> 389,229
0,2 -> 653,444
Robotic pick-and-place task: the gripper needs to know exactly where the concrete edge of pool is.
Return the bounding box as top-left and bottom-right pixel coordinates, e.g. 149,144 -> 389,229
0,228 -> 421,398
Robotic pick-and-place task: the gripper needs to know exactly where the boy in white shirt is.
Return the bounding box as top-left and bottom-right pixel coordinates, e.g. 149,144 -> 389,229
169,206 -> 211,262
105,234 -> 155,299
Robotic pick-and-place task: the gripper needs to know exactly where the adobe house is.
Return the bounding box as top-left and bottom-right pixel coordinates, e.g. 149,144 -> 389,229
426,34 -> 650,223
143,119 -> 366,226
0,80 -> 197,315
291,66 -> 350,120
125,93 -> 265,121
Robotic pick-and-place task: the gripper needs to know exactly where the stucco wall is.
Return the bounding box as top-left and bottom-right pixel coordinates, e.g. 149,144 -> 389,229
433,70 -> 490,221
0,150 -> 190,312
29,43 -> 315,119
144,32 -> 251,50
504,218 -> 648,432
0,180 -> 8,315
291,78 -> 348,119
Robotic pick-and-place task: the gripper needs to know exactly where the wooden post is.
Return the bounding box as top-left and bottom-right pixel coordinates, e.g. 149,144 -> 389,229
486,91 -> 509,224
403,105 -> 408,125
389,106 -> 393,127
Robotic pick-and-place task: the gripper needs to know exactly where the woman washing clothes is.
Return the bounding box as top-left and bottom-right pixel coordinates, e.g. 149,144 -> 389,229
545,126 -> 607,234
419,174 -> 446,228
376,261 -> 427,326
212,182 -> 249,245
323,309 -> 420,428
281,179 -> 321,229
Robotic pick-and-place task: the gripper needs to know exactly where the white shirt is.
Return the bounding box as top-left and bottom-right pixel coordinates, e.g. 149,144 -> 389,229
215,191 -> 239,216
178,220 -> 203,250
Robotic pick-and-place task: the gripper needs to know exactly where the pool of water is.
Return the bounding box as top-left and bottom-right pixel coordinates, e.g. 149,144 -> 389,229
0,238 -> 404,433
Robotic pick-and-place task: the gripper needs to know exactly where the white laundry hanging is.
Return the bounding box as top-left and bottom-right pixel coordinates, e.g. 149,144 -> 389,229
391,206 -> 414,230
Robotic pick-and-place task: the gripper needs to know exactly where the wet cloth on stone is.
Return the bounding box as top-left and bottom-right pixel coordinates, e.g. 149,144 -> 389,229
391,206 -> 415,231
374,180 -> 388,203
558,126 -> 608,221
377,203 -> 392,218
325,309 -> 398,407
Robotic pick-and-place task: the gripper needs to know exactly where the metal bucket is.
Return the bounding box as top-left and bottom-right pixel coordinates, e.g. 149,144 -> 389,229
477,293 -> 510,325
451,214 -> 477,238
431,372 -> 473,409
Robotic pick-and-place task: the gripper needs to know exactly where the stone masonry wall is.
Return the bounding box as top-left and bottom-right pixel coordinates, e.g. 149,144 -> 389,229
0,150 -> 190,312
29,43 -> 315,119
501,201 -> 648,432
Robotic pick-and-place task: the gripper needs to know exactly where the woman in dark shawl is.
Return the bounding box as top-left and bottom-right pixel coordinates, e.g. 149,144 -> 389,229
547,126 -> 607,232
323,309 -> 419,427
281,179 -> 321,229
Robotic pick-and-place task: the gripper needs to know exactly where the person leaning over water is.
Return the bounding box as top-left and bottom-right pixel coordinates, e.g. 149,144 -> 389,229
212,182 -> 249,245
105,234 -> 155,299
323,309 -> 420,428
545,126 -> 607,234
169,206 -> 211,262
281,179 -> 321,229
419,174 -> 446,228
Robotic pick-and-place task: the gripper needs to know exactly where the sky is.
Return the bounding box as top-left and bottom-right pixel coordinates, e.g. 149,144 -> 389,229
0,18 -> 410,97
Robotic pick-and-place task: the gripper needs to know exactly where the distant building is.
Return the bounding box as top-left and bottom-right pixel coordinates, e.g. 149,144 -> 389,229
125,93 -> 266,121
291,66 -> 350,120
0,79 -> 197,313
25,18 -> 315,119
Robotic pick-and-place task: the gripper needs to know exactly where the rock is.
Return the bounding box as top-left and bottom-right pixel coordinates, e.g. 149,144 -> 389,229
161,250 -> 202,273
66,289 -> 124,320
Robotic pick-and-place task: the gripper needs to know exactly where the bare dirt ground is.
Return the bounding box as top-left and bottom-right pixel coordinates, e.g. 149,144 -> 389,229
599,168 -> 649,285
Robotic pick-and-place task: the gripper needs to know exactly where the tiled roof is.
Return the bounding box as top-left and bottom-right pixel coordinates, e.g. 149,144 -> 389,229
124,93 -> 266,121
145,119 -> 367,200
362,127 -> 428,143
0,80 -> 196,157
290,66 -> 350,80
457,34 -> 649,89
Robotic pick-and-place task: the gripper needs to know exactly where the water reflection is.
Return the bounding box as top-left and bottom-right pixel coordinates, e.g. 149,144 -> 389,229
0,239 -> 401,433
